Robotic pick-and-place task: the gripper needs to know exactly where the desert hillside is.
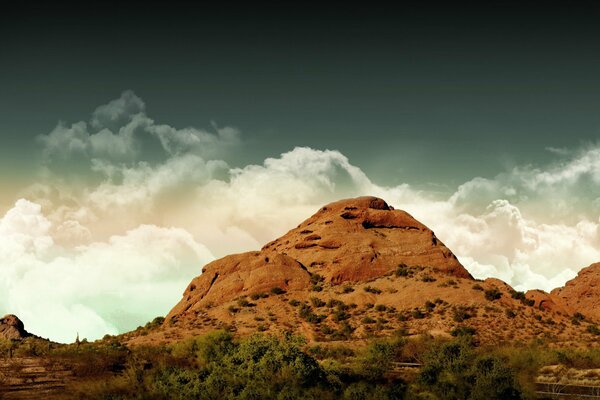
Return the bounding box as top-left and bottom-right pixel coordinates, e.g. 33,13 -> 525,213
121,196 -> 599,347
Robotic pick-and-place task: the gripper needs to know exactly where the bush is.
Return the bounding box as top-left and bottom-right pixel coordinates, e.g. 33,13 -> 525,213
472,284 -> 484,291
485,288 -> 503,301
452,306 -> 472,322
451,326 -> 477,337
288,299 -> 300,306
396,264 -> 411,277
342,286 -> 355,294
270,287 -> 286,295
375,304 -> 387,312
421,275 -> 436,283
310,297 -> 327,307
418,339 -> 522,399
510,290 -> 534,306
587,325 -> 600,335
364,286 -> 382,294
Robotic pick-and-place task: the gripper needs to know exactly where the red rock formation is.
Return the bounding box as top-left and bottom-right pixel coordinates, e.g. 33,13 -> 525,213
263,197 -> 471,283
167,196 -> 471,323
552,262 -> 600,321
0,314 -> 30,340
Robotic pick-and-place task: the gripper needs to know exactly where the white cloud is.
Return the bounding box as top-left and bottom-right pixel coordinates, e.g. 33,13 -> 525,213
0,200 -> 213,343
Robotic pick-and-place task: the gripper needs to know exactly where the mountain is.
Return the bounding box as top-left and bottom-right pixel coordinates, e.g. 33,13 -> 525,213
125,197 -> 595,346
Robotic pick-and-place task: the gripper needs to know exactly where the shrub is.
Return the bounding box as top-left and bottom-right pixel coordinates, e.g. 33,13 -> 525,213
310,297 -> 326,307
375,304 -> 387,312
364,286 -> 382,294
453,306 -> 472,322
411,309 -> 426,319
505,309 -> 517,319
451,326 -> 477,337
288,299 -> 300,307
311,284 -> 324,292
587,325 -> 600,335
342,286 -> 355,294
227,305 -> 239,314
485,288 -> 503,301
421,275 -> 436,283
396,264 -> 411,277
270,287 -> 286,295
510,290 -> 534,306
472,284 -> 484,291
418,339 -> 522,399
424,301 -> 436,312
362,316 -> 376,324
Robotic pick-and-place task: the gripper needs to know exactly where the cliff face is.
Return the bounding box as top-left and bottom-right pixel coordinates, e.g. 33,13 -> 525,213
552,262 -> 600,320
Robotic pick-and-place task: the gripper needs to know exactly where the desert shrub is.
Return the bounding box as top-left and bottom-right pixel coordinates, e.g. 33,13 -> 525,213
227,305 -> 239,313
485,288 -> 503,301
510,290 -> 534,306
421,275 -> 436,283
572,312 -> 585,325
333,309 -> 351,322
288,299 -> 300,307
452,306 -> 472,322
451,326 -> 477,337
424,301 -> 436,312
270,287 -> 286,295
411,309 -> 426,319
250,292 -> 268,300
587,325 -> 600,335
375,304 -> 387,312
362,316 -> 376,324
312,284 -> 324,292
342,286 -> 355,294
395,263 -> 411,277
505,309 -> 517,319
310,273 -> 325,286
311,297 -> 327,308
237,298 -> 255,307
364,286 -> 382,294
472,284 -> 484,291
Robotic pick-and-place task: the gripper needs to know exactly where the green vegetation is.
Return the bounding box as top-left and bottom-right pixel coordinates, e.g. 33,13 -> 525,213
11,328 -> 600,399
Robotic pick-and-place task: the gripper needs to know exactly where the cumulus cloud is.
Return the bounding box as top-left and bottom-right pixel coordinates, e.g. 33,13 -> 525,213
6,91 -> 600,341
0,200 -> 213,343
37,90 -> 240,176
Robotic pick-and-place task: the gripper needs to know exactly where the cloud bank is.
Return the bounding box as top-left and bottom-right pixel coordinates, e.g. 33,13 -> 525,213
1,90 -> 598,342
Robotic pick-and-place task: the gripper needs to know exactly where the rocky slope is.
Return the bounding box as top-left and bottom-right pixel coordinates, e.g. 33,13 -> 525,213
552,262 -> 600,320
130,196 -> 596,347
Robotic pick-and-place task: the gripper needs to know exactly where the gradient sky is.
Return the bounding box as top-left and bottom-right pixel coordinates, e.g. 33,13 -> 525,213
2,4 -> 600,188
2,4 -> 600,342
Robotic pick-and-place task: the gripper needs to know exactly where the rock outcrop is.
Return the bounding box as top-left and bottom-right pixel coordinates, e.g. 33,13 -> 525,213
0,315 -> 30,340
552,262 -> 600,321
167,196 -> 471,323
262,197 -> 471,283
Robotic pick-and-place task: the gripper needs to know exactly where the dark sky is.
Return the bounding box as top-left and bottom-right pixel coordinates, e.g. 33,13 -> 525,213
2,3 -> 600,188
